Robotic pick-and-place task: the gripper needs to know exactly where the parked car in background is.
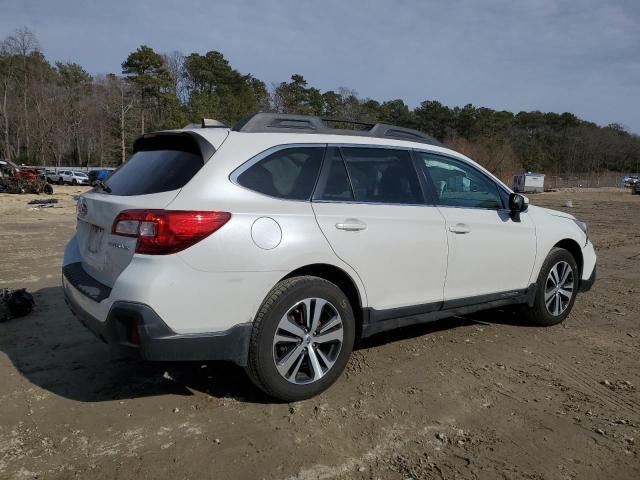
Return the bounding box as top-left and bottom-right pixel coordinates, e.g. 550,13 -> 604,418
59,170 -> 90,185
63,113 -> 597,401
40,168 -> 60,183
88,169 -> 113,185
623,175 -> 639,187
633,181 -> 640,195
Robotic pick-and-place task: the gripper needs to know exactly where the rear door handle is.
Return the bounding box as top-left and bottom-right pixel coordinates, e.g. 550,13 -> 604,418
449,223 -> 471,234
335,220 -> 367,231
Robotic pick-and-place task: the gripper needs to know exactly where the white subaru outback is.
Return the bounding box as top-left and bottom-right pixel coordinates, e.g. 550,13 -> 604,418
63,114 -> 596,401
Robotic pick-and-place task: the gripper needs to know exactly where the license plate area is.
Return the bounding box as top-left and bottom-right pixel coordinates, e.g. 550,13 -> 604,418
87,225 -> 105,254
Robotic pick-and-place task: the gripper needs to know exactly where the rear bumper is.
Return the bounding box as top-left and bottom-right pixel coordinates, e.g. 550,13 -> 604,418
62,266 -> 251,366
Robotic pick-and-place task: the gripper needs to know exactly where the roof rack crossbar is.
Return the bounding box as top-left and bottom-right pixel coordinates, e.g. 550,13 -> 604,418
232,113 -> 441,146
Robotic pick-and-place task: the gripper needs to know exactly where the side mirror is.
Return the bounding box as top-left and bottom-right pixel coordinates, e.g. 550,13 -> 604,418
509,193 -> 528,221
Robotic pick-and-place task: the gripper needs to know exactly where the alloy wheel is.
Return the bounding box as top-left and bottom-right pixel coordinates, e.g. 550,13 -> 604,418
544,261 -> 574,316
272,298 -> 343,384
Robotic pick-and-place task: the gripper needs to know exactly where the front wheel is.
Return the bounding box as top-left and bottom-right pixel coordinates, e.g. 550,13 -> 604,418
246,276 -> 355,402
521,247 -> 579,326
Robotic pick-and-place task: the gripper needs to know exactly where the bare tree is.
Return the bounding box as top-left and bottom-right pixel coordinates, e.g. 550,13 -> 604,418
99,75 -> 135,164
5,27 -> 40,161
0,40 -> 17,159
163,50 -> 186,101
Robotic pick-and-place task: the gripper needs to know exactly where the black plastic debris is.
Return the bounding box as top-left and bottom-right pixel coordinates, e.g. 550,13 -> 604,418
0,289 -> 35,322
28,198 -> 59,207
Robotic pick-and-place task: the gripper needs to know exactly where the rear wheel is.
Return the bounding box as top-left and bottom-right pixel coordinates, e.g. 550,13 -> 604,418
521,248 -> 578,326
246,276 -> 355,401
71,179 -> 77,185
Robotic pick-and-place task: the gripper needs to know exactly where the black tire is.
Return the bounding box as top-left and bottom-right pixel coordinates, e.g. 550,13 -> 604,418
521,247 -> 579,326
57,178 -> 63,185
71,179 -> 77,185
43,184 -> 53,195
246,276 -> 355,402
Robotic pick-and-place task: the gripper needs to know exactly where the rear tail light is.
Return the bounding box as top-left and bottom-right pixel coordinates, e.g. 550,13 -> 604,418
112,210 -> 231,255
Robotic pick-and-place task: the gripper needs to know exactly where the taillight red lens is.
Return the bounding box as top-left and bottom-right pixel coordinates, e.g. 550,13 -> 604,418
112,210 -> 231,255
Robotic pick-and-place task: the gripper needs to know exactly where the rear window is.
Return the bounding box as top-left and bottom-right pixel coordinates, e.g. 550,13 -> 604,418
102,133 -> 210,196
105,150 -> 203,196
236,147 -> 324,200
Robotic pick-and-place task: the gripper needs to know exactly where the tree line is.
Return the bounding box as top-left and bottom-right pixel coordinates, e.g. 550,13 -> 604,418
1,27 -> 638,180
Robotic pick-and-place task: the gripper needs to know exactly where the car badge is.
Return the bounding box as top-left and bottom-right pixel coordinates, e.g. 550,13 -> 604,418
77,198 -> 88,217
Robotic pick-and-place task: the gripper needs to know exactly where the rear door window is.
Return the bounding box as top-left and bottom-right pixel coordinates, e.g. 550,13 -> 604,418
340,147 -> 422,204
314,147 -> 354,201
236,147 -> 324,200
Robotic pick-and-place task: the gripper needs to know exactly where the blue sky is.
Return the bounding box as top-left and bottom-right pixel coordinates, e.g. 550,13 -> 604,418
1,0 -> 639,132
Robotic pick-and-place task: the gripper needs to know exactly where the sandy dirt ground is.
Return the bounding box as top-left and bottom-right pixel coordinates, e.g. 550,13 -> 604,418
0,186 -> 639,479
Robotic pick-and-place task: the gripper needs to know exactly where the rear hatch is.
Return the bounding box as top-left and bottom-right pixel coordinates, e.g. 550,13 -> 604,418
74,131 -> 219,288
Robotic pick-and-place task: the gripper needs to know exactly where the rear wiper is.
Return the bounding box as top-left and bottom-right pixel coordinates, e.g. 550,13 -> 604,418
95,180 -> 112,193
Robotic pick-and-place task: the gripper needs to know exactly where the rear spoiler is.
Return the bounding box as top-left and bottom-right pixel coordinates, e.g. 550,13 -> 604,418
133,131 -> 216,162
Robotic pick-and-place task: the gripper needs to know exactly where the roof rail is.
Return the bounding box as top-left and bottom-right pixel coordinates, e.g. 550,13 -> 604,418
201,118 -> 229,128
182,118 -> 229,129
232,113 -> 441,146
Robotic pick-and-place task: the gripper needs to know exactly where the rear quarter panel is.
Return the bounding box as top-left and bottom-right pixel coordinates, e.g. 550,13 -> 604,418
165,134 -> 368,331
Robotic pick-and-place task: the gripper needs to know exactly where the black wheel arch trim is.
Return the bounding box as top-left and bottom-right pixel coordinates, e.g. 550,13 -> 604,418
578,265 -> 596,293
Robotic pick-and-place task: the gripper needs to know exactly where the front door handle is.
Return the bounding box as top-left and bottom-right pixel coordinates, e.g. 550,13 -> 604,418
449,223 -> 471,234
335,220 -> 367,231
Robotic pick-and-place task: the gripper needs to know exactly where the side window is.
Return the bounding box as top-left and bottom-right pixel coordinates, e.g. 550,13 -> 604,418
237,147 -> 324,200
315,147 -> 354,201
340,147 -> 422,204
417,152 -> 503,209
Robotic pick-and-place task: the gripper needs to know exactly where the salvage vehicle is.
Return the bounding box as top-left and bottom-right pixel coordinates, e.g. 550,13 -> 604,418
58,170 -> 90,185
62,114 -> 597,401
18,167 -> 38,181
0,159 -> 53,194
